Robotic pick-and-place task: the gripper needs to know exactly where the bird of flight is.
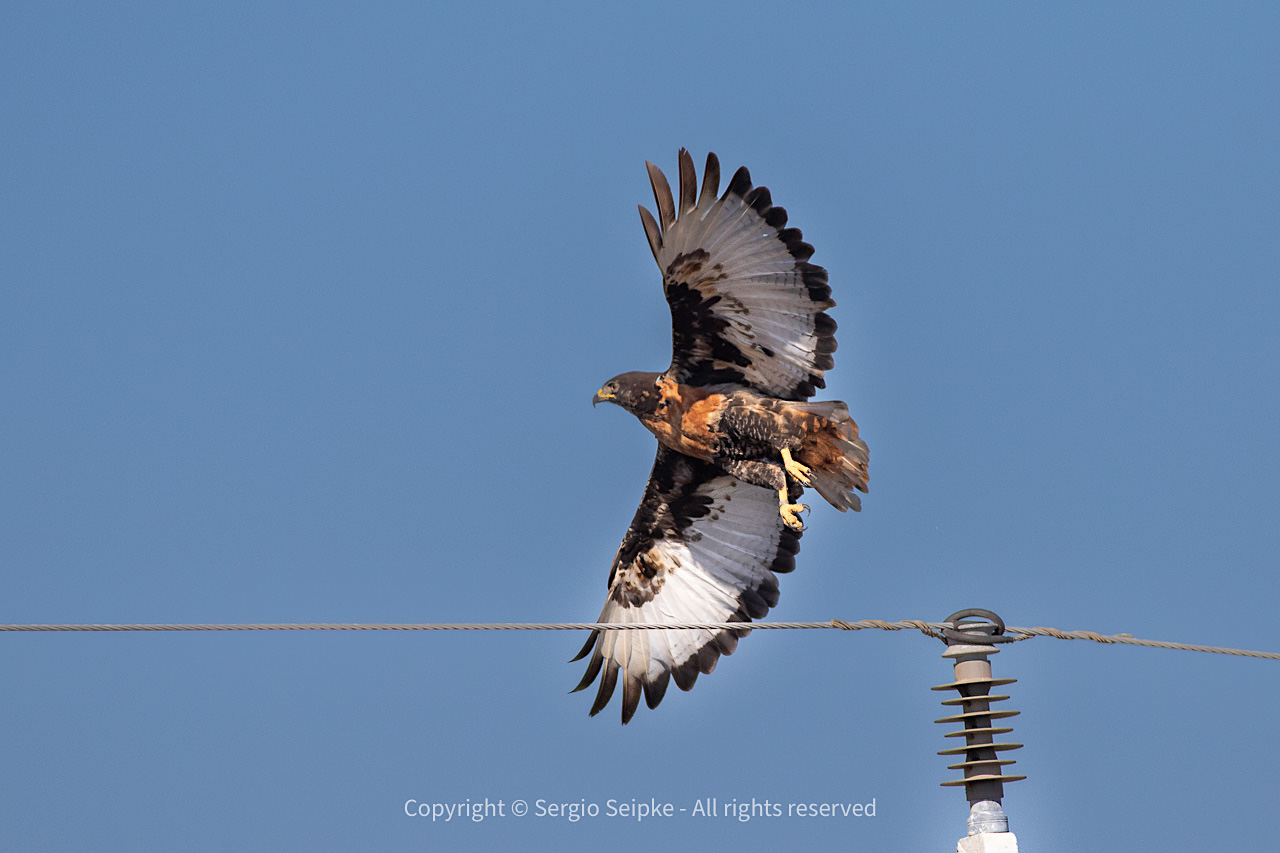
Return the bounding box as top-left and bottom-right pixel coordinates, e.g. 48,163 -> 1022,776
574,150 -> 869,723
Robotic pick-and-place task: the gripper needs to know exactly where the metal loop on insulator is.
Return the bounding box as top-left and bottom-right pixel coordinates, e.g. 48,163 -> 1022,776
942,608 -> 1017,645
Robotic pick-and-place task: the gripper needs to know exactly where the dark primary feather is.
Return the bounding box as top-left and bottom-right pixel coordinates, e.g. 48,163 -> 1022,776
638,204 -> 662,262
698,152 -> 720,206
677,149 -> 697,216
645,160 -> 675,232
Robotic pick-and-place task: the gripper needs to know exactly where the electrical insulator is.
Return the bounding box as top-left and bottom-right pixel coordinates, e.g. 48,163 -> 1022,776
933,609 -> 1025,837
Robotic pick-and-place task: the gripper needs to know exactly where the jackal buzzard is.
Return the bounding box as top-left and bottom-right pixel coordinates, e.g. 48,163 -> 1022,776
574,150 -> 868,723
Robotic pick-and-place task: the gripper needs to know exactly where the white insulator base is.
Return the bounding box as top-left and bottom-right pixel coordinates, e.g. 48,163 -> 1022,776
957,831 -> 1020,853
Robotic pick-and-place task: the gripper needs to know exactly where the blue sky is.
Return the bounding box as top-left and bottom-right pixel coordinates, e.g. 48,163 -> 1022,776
3,2 -> 1278,850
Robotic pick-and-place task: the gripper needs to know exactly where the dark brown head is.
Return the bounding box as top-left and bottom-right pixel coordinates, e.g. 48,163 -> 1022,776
593,371 -> 663,416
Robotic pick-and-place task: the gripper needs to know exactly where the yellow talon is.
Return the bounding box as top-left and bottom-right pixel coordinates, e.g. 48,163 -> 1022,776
781,448 -> 811,485
780,503 -> 808,531
777,486 -> 809,531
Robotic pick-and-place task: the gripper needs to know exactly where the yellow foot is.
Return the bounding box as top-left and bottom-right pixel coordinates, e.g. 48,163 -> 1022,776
779,502 -> 809,531
781,448 -> 811,485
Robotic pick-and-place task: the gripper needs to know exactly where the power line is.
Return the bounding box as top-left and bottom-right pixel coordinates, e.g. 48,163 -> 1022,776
1,618 -> 1276,660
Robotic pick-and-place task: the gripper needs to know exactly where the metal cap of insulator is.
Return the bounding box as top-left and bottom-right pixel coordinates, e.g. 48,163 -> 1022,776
933,609 -> 1025,836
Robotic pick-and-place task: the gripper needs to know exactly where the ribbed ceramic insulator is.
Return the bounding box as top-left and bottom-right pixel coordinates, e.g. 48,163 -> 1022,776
933,656 -> 1025,800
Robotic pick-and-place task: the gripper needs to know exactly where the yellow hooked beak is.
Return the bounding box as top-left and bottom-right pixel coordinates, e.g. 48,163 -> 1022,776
592,387 -> 616,407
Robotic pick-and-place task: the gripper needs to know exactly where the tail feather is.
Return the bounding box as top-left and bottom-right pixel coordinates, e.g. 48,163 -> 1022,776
792,401 -> 869,513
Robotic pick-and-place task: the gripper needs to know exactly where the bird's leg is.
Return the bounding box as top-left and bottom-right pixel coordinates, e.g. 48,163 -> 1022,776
777,449 -> 810,530
719,457 -> 808,531
781,447 -> 811,485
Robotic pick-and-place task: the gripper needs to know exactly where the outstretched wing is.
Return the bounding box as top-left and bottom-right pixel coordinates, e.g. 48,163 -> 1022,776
573,447 -> 802,723
639,149 -> 837,402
